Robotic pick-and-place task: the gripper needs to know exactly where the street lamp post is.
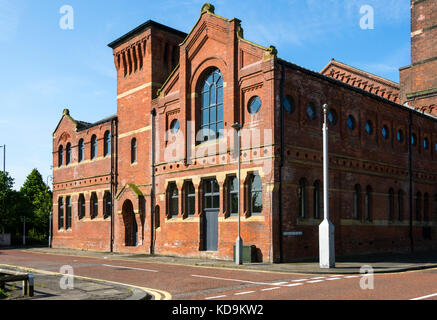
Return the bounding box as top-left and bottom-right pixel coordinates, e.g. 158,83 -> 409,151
0,145 -> 5,235
319,104 -> 335,269
232,123 -> 243,265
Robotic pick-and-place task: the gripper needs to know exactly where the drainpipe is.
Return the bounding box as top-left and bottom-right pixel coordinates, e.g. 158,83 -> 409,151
277,62 -> 285,263
408,110 -> 414,252
110,118 -> 117,253
150,109 -> 157,255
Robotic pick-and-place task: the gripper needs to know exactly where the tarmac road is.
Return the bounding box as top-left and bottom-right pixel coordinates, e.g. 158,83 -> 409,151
0,248 -> 436,301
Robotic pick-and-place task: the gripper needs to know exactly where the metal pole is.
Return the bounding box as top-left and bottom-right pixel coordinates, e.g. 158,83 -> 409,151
319,104 -> 335,269
49,213 -> 52,248
22,216 -> 26,246
232,123 -> 243,265
2,145 -> 4,173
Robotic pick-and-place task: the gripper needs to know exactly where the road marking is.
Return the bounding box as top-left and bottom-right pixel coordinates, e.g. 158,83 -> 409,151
291,279 -> 309,282
344,275 -> 360,278
307,280 -> 324,284
261,287 -> 281,291
102,264 -> 158,273
271,282 -> 288,285
326,278 -> 341,281
234,291 -> 256,296
205,295 -> 227,300
286,283 -> 304,287
310,277 -> 326,280
410,293 -> 437,301
191,274 -> 278,287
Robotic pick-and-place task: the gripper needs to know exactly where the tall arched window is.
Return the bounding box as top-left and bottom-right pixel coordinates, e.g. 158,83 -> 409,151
250,174 -> 263,216
78,194 -> 85,220
398,190 -> 404,221
90,192 -> 98,219
78,139 -> 84,163
416,192 -> 422,221
58,197 -> 64,230
228,177 -> 239,216
184,182 -> 195,217
104,131 -> 111,157
58,145 -> 64,167
131,138 -> 137,163
66,196 -> 72,229
299,178 -> 307,219
91,135 -> 97,160
66,143 -> 71,165
199,68 -> 224,142
313,180 -> 321,219
365,186 -> 372,222
388,188 -> 394,221
424,193 -> 430,222
104,191 -> 111,219
353,184 -> 361,220
167,183 -> 179,218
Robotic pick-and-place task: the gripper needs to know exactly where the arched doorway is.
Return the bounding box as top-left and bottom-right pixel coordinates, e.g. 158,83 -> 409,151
122,200 -> 138,247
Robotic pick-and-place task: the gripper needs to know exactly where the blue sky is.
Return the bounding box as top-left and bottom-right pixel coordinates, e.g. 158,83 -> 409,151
0,0 -> 411,190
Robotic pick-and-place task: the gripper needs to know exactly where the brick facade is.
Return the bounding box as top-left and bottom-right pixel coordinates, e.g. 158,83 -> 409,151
52,3 -> 437,263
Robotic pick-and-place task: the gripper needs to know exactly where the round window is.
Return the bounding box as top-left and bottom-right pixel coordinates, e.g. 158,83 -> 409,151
381,125 -> 389,140
411,134 -> 417,146
283,95 -> 295,114
365,120 -> 373,135
424,138 -> 429,150
170,119 -> 180,134
347,115 -> 356,131
397,130 -> 404,142
306,103 -> 316,120
328,109 -> 337,125
248,96 -> 261,114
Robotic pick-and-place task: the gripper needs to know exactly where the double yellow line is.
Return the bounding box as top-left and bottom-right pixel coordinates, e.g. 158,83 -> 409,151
0,263 -> 172,300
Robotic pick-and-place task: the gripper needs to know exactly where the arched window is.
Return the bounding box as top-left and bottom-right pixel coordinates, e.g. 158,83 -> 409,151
365,186 -> 372,222
299,178 -> 307,219
58,145 -> 64,167
199,68 -> 224,142
58,197 -> 64,230
104,131 -> 111,157
184,182 -> 195,217
167,183 -> 179,218
78,194 -> 85,220
228,177 -> 239,216
104,191 -> 111,219
90,192 -> 98,219
66,143 -> 71,165
91,135 -> 97,160
66,196 -> 72,229
353,184 -> 361,220
154,206 -> 160,230
250,174 -> 263,216
388,188 -> 394,221
313,180 -> 321,219
424,193 -> 430,222
131,138 -> 137,163
416,192 -> 422,221
78,139 -> 84,162
398,190 -> 404,221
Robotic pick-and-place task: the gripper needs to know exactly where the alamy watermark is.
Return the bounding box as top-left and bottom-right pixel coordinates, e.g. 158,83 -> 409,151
59,265 -> 74,290
59,5 -> 74,30
360,5 -> 374,30
360,265 -> 374,290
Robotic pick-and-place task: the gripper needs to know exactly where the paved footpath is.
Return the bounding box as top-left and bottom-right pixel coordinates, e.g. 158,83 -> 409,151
1,247 -> 437,300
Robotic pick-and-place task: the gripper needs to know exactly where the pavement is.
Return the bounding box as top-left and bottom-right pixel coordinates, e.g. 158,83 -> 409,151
2,247 -> 437,300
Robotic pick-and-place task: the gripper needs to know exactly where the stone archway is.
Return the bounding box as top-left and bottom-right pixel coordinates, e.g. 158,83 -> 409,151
122,200 -> 138,247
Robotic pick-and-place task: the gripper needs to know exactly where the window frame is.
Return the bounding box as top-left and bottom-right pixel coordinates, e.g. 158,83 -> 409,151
91,135 -> 97,160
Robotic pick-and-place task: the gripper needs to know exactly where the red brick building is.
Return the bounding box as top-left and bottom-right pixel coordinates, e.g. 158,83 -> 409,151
52,2 -> 437,263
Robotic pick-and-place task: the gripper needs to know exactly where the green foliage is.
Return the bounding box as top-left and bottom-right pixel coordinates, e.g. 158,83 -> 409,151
0,169 -> 52,242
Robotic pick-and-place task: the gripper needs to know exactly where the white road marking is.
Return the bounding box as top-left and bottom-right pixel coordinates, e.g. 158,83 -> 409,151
344,275 -> 360,278
310,277 -> 326,280
102,264 -> 158,273
191,274 -> 280,287
271,282 -> 289,285
261,287 -> 281,292
292,279 -> 309,282
234,291 -> 256,296
326,278 -> 341,281
286,283 -> 304,287
307,280 -> 324,284
205,295 -> 227,300
410,293 -> 437,301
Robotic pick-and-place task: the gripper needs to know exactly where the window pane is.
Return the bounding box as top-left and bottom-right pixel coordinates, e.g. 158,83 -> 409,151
230,193 -> 238,215
252,191 -> 262,215
210,85 -> 216,104
210,107 -> 216,123
213,195 -> 220,209
202,92 -> 209,109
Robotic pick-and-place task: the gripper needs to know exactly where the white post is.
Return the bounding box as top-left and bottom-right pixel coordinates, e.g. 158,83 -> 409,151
233,123 -> 243,265
319,104 -> 335,268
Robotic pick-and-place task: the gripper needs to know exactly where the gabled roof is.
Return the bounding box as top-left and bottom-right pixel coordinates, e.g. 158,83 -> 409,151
53,109 -> 117,135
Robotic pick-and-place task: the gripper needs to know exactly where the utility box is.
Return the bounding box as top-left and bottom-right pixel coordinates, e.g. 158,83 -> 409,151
233,245 -> 256,263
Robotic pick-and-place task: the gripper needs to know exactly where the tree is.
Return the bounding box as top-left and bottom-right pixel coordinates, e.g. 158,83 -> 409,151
0,171 -> 15,233
20,169 -> 52,240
